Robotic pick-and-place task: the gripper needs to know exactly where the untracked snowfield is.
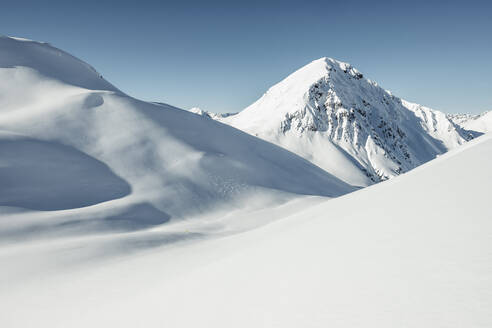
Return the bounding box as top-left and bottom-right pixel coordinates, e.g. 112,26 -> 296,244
1,132 -> 491,328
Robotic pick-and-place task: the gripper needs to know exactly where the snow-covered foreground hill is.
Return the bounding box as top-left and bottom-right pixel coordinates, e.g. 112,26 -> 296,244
2,128 -> 491,328
205,58 -> 475,186
0,36 -> 356,243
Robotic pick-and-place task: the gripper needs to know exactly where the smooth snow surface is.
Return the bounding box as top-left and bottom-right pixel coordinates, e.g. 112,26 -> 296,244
0,132 -> 131,210
217,58 -> 473,186
2,132 -> 491,328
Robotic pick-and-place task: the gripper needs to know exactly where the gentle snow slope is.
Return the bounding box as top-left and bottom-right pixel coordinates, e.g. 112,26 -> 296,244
2,133 -> 491,328
216,58 -> 471,186
0,36 -> 354,234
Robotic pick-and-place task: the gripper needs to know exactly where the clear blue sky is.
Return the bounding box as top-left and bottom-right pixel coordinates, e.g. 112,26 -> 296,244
2,0 -> 491,114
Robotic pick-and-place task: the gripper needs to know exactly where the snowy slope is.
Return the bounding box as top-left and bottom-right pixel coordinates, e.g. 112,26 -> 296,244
217,58 -> 471,186
2,131 -> 491,328
0,36 -> 355,242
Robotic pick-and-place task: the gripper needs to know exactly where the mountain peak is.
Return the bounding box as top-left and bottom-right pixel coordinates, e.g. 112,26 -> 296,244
271,57 -> 363,93
219,58 -> 472,186
306,57 -> 365,80
222,57 -> 370,134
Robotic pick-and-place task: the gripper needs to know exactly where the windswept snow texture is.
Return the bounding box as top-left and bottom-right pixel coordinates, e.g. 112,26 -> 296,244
2,129 -> 491,328
0,36 -> 354,240
218,58 -> 472,186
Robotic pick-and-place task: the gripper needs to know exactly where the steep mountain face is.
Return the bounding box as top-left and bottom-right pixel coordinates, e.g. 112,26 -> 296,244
216,58 -> 472,186
448,111 -> 492,134
0,37 -> 354,240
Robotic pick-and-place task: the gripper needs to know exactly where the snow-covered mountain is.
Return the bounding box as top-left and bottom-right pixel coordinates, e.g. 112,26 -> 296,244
209,58 -> 473,186
1,35 -> 491,328
0,36 -> 354,241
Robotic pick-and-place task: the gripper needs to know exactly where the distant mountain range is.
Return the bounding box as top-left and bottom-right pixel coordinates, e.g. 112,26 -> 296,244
448,111 -> 492,134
